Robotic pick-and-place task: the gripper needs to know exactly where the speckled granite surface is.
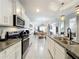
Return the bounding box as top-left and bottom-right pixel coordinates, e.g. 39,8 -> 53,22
0,38 -> 21,52
48,35 -> 79,59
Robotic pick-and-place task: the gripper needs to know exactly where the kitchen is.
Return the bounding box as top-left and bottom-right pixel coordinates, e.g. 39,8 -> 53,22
0,0 -> 79,59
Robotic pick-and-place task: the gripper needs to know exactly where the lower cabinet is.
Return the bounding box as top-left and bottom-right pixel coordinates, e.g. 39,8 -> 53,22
0,41 -> 21,59
47,36 -> 55,58
6,51 -> 15,59
55,46 -> 66,59
0,51 -> 6,59
47,36 -> 67,59
15,41 -> 21,59
55,49 -> 65,59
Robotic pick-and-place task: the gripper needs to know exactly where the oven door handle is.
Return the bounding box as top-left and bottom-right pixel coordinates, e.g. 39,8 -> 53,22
23,38 -> 29,41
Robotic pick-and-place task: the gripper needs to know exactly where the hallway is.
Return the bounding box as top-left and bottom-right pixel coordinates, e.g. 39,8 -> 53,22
25,35 -> 51,59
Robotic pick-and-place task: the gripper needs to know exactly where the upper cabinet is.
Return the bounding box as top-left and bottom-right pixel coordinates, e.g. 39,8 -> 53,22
0,0 -> 29,27
13,0 -> 25,18
15,0 -> 22,16
0,0 -> 13,26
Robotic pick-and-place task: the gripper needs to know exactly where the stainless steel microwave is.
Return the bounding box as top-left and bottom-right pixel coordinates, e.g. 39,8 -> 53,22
13,15 -> 25,27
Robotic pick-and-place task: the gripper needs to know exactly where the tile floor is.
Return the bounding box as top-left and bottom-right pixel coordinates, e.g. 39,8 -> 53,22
25,35 -> 51,59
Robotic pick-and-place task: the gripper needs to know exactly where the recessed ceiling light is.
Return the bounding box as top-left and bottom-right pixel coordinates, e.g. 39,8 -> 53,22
36,9 -> 40,13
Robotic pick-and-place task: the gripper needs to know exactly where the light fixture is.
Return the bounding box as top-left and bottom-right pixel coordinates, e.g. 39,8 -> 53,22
60,15 -> 65,21
75,5 -> 79,15
59,2 -> 65,21
16,8 -> 21,14
36,9 -> 40,13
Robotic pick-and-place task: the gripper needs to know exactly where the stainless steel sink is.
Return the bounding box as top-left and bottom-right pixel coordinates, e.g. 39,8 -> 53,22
55,37 -> 79,45
60,40 -> 79,45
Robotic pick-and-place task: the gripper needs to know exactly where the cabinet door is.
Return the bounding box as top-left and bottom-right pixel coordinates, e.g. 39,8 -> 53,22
7,0 -> 13,26
15,0 -> 22,17
46,36 -> 51,50
0,0 -> 4,25
47,37 -> 55,58
50,39 -> 55,58
6,43 -> 16,59
6,52 -> 15,59
6,41 -> 21,59
2,0 -> 13,26
2,0 -> 9,25
55,48 -> 66,59
15,41 -> 21,59
55,42 -> 66,59
0,51 -> 6,59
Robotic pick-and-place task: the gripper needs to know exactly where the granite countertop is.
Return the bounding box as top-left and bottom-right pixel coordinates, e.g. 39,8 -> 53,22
0,38 -> 21,52
48,35 -> 79,59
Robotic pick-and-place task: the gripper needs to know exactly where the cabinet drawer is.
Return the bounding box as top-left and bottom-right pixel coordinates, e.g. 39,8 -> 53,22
6,45 -> 16,55
6,41 -> 21,54
55,42 -> 65,54
55,49 -> 66,59
15,41 -> 21,49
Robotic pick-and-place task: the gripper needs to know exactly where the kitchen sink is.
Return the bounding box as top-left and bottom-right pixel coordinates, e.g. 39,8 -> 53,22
60,40 -> 79,45
55,37 -> 79,45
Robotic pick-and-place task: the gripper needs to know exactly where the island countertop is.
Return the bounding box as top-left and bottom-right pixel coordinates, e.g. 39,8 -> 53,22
48,35 -> 79,59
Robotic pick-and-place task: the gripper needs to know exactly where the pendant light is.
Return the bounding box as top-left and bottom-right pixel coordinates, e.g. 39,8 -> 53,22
60,15 -> 65,21
75,5 -> 79,15
59,2 -> 65,21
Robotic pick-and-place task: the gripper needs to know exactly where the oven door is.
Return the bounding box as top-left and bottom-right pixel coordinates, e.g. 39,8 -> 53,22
22,37 -> 29,58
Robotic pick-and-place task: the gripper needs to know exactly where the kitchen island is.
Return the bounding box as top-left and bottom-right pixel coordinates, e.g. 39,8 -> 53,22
47,35 -> 79,59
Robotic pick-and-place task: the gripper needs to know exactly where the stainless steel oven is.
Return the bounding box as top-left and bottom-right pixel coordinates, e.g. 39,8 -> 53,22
19,30 -> 30,59
22,37 -> 29,59
7,30 -> 30,59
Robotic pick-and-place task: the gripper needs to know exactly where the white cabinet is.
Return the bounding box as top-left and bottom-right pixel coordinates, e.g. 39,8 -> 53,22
0,0 -> 27,26
55,49 -> 65,59
13,0 -> 23,17
6,41 -> 21,59
50,39 -> 55,58
47,36 -> 66,59
3,0 -> 13,26
0,51 -> 6,59
7,0 -> 13,26
15,41 -> 21,59
6,51 -> 15,59
47,36 -> 55,58
55,42 -> 66,59
0,41 -> 21,59
24,15 -> 30,28
15,0 -> 22,17
0,0 -> 13,26
0,0 -> 5,25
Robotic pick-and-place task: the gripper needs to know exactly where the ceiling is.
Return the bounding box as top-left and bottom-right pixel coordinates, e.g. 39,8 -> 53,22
20,0 -> 79,26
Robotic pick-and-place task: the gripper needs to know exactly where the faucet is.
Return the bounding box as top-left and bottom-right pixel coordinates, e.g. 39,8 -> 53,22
67,28 -> 73,41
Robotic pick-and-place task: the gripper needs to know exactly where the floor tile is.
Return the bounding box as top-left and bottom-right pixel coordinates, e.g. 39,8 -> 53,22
25,35 -> 51,59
